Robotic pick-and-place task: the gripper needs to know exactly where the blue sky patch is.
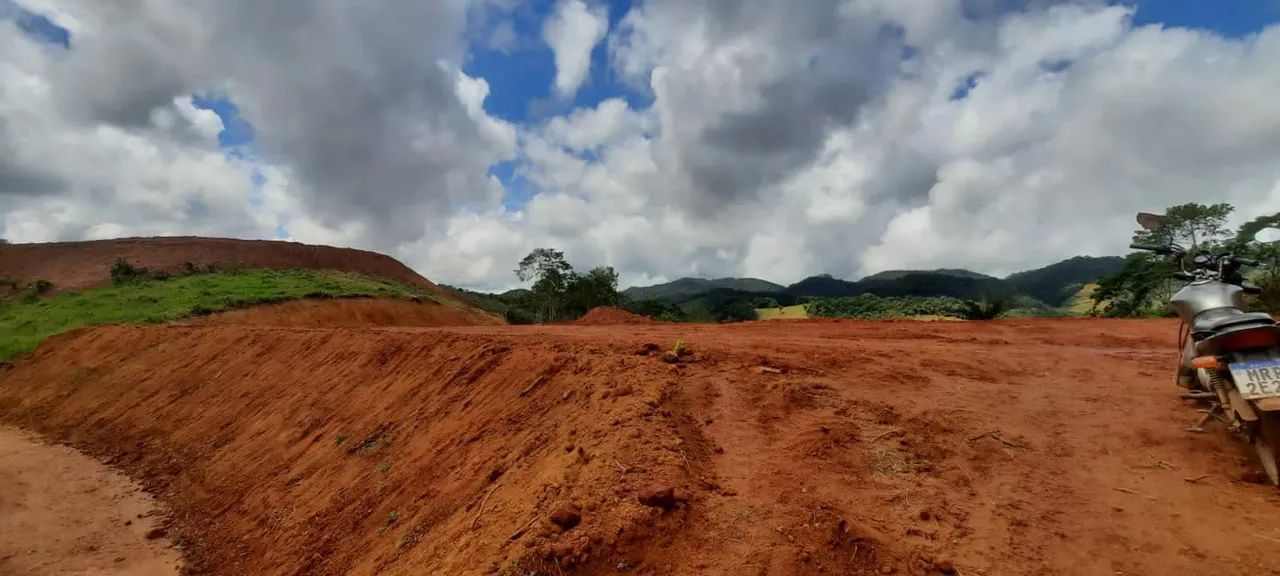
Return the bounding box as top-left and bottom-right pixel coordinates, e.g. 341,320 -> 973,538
950,72 -> 984,101
1128,0 -> 1280,37
191,95 -> 256,153
464,0 -> 648,124
1,0 -> 70,48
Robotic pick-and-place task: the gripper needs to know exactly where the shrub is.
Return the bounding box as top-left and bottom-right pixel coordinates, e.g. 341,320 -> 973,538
805,294 -> 967,319
956,296 -> 1010,320
110,258 -> 149,284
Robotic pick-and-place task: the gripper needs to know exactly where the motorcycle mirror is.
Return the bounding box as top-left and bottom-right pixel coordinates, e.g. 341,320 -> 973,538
1136,212 -> 1165,231
1254,227 -> 1280,244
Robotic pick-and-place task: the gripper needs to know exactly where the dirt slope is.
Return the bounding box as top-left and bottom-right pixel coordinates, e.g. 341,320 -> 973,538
3,318 -> 1280,575
0,236 -> 443,295
193,298 -> 503,327
0,425 -> 180,575
571,306 -> 658,325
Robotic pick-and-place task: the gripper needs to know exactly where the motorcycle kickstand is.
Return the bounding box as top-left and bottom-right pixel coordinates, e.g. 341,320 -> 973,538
1187,404 -> 1224,433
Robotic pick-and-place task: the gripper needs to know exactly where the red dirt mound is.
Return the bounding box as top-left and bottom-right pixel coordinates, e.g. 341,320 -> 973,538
571,306 -> 658,325
3,318 -> 1280,575
192,298 -> 503,327
0,236 -> 441,295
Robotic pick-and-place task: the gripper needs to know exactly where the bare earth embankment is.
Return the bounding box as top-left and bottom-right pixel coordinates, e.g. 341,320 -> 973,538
2,318 -> 1280,575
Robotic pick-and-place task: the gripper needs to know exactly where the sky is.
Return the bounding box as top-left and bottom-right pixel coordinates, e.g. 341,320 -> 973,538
2,0 -> 1280,291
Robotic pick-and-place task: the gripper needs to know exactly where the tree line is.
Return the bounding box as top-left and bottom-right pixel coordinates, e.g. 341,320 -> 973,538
505,248 -> 621,323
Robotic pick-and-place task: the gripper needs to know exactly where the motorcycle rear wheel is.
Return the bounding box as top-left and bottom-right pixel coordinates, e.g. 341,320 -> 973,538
1254,414 -> 1280,486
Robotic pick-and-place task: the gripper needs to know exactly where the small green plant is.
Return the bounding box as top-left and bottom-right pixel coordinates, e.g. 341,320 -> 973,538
379,462 -> 391,473
379,510 -> 400,533
335,433 -> 348,446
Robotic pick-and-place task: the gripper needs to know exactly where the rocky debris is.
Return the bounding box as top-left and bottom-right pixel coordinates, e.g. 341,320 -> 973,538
143,527 -> 167,540
549,503 -> 582,531
1241,470 -> 1268,484
636,343 -> 660,356
661,351 -> 680,364
637,486 -> 684,511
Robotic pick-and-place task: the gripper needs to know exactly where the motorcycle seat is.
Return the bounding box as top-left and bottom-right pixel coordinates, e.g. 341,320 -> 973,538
1192,308 -> 1276,337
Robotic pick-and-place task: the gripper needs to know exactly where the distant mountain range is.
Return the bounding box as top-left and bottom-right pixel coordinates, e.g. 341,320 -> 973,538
621,256 -> 1124,307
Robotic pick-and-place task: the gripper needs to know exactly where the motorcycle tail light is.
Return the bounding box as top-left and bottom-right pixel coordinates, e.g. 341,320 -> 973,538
1191,356 -> 1222,369
1221,329 -> 1280,351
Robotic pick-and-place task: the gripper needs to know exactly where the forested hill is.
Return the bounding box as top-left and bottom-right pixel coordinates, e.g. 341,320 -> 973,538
625,256 -> 1124,306
621,277 -> 785,301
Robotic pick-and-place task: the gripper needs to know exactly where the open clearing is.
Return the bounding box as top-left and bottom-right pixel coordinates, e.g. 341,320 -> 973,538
4,316 -> 1280,575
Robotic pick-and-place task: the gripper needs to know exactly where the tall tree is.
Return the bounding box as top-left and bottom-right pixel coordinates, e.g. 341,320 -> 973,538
516,248 -> 574,322
1133,202 -> 1233,248
514,249 -> 620,322
1095,202 -> 1236,316
565,266 -> 620,317
1237,213 -> 1280,314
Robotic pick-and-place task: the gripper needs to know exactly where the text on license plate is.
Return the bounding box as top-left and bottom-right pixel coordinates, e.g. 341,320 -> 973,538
1230,360 -> 1280,400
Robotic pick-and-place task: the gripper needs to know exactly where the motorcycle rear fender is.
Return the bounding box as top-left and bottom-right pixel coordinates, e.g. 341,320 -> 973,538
1229,388 -> 1260,422
1255,397 -> 1280,412
1196,325 -> 1280,356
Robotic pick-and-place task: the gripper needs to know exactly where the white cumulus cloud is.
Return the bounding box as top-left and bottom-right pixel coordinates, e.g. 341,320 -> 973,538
542,0 -> 608,100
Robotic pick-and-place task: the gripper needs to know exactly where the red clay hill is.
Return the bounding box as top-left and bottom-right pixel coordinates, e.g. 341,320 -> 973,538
0,236 -> 442,295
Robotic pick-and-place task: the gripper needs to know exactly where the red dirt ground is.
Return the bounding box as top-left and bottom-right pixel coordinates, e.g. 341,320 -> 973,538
571,307 -> 659,325
0,426 -> 181,575
4,318 -> 1280,575
191,298 -> 503,327
0,237 -> 446,296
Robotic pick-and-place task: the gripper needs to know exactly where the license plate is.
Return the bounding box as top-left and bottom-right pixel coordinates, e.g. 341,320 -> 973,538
1230,360 -> 1280,399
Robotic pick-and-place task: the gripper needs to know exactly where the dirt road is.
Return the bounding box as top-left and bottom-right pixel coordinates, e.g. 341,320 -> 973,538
2,318 -> 1280,574
0,426 -> 180,575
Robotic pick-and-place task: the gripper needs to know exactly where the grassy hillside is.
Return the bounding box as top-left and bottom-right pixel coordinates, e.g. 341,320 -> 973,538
0,269 -> 435,361
622,277 -> 785,301
1064,283 -> 1101,315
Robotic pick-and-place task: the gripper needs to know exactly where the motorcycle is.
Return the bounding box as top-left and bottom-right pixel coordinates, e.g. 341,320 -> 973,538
1129,213 -> 1280,484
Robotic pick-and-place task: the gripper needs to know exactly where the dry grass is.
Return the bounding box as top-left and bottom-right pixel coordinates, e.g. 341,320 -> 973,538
755,304 -> 809,320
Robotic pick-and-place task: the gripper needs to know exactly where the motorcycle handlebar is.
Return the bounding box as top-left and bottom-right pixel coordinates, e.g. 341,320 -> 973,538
1129,243 -> 1168,253
1173,271 -> 1195,281
1234,256 -> 1260,267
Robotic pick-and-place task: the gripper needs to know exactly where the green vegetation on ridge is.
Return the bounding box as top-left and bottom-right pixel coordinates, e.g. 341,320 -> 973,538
621,277 -> 785,301
0,268 -> 434,361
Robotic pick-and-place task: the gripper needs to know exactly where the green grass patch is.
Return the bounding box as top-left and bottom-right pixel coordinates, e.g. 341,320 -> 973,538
755,304 -> 809,320
1063,283 -> 1100,315
0,268 -> 434,361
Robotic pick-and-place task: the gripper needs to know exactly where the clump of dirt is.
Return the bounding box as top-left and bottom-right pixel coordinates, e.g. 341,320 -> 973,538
571,306 -> 658,325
